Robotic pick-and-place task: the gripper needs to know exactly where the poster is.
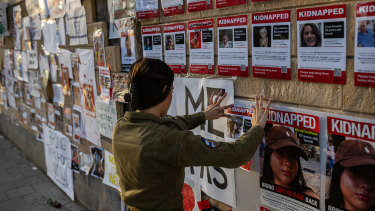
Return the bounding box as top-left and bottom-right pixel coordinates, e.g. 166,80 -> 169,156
38,0 -> 49,19
95,101 -> 117,139
58,49 -> 73,80
258,105 -> 321,211
52,83 -> 64,104
163,23 -> 187,74
112,73 -> 129,103
182,177 -> 201,211
121,30 -> 136,71
72,112 -> 81,143
77,48 -> 101,146
43,124 -> 74,200
5,70 -> 16,108
79,152 -> 92,175
24,84 -> 32,105
26,41 -> 38,69
161,0 -> 184,16
42,19 -> 58,54
25,0 -> 40,16
14,28 -> 22,51
136,0 -> 158,19
23,14 -> 41,41
36,112 -> 44,141
48,103 -> 55,128
252,10 -> 291,80
56,18 -> 66,46
297,5 -> 347,84
354,2 -> 375,87
90,147 -> 105,179
13,51 -> 28,82
103,150 -> 121,192
113,0 -> 135,20
0,3 -> 9,36
141,25 -> 163,61
28,70 -> 41,97
325,114 -> 375,211
72,83 -> 81,111
64,107 -> 73,137
54,105 -> 63,132
108,0 -> 133,39
67,6 -> 88,46
217,15 -> 248,77
39,54 -> 49,80
187,0 -> 213,13
169,77 -> 236,207
30,108 -> 37,131
47,0 -> 66,19
71,144 -> 80,173
60,58 -> 71,96
93,29 -> 106,67
49,54 -> 58,82
216,0 -> 246,9
188,19 -> 214,74
13,5 -> 22,29
71,53 -> 79,82
98,66 -> 111,103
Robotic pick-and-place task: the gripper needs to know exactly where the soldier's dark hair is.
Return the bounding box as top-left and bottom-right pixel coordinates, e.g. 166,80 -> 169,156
128,58 -> 174,110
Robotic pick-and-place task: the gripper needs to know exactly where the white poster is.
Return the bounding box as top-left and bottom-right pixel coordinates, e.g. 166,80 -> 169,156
26,0 -> 40,16
5,70 -> 16,108
161,0 -> 184,16
0,3 -> 9,36
141,25 -> 162,60
28,70 -> 41,97
98,66 -> 111,103
13,5 -> 22,29
42,19 -> 58,54
15,28 -> 22,50
163,23 -> 187,74
14,51 -> 29,82
136,0 -> 158,19
103,150 -> 121,192
48,103 -> 55,128
354,2 -> 375,87
43,124 -> 74,200
38,0 -> 49,19
58,49 -> 73,79
23,14 -> 41,41
95,101 -> 117,139
297,5 -> 347,84
27,41 -> 38,69
77,48 -> 101,146
252,10 -> 291,80
53,83 -> 64,104
67,6 -> 88,46
121,30 -> 136,71
108,0 -> 133,39
217,15 -> 248,77
188,19 -> 214,75
56,18 -> 66,46
169,77 -> 236,207
47,0 -> 66,19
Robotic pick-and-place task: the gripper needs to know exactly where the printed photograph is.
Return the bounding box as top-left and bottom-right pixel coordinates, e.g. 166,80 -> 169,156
71,145 -> 80,173
190,31 -> 201,49
253,26 -> 272,47
226,115 -> 243,140
219,29 -> 233,48
82,84 -> 95,113
165,35 -> 175,50
90,147 -> 104,179
357,20 -> 375,47
299,23 -> 322,47
143,36 -> 153,50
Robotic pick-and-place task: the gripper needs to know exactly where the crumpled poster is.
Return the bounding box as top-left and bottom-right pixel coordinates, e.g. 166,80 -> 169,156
95,100 -> 117,139
42,19 -> 58,54
67,7 -> 88,46
77,49 -> 101,146
26,0 -> 40,16
47,0 -> 66,19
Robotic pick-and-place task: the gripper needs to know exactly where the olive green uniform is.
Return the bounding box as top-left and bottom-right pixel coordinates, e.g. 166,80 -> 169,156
112,111 -> 264,211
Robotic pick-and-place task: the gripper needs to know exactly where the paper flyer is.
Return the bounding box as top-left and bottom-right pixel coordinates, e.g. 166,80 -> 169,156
25,0 -> 40,16
142,25 -> 163,61
72,83 -> 81,111
67,6 -> 88,46
95,101 -> 117,139
47,0 -> 66,19
52,84 -> 64,105
113,0 -> 135,20
103,150 -> 121,192
90,146 -> 105,179
72,112 -> 81,143
71,144 -> 80,173
297,5 -> 347,84
28,70 -> 41,97
48,103 -> 55,129
108,0 -> 133,39
182,177 -> 201,211
64,107 -> 73,137
354,2 -> 375,87
0,3 -> 9,36
252,10 -> 291,80
187,0 -> 213,13
121,30 -> 136,72
188,19 -> 214,74
42,19 -> 58,54
26,41 -> 38,69
161,0 -> 184,17
93,29 -> 106,67
54,105 -> 63,132
112,73 -> 129,103
98,66 -> 111,103
216,0 -> 246,9
163,23 -> 187,74
217,15 -> 248,77
13,5 -> 22,29
136,0 -> 159,19
23,14 -> 41,41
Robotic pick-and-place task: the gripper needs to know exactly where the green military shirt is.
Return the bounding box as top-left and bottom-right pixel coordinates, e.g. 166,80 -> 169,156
112,111 -> 264,211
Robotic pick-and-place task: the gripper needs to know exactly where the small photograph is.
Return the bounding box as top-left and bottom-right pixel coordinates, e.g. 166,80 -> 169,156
357,20 -> 375,47
253,26 -> 272,47
82,84 -> 95,113
226,115 -> 243,139
165,35 -> 175,50
190,31 -> 201,49
90,147 -> 104,179
71,145 -> 80,173
143,36 -> 153,50
113,74 -> 129,103
61,67 -> 71,96
219,29 -> 233,48
299,23 -> 322,47
48,103 -> 55,128
64,107 -> 72,137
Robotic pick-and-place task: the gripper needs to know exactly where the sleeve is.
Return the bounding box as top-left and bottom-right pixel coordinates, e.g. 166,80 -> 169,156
163,112 -> 206,130
163,125 -> 265,168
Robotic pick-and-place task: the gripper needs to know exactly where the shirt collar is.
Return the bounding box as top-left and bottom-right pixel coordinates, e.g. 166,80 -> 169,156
124,111 -> 162,123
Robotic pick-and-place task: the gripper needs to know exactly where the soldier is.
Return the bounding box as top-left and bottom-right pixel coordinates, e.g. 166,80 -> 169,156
112,58 -> 271,211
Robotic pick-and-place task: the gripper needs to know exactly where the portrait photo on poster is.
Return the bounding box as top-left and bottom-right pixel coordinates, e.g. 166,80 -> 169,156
90,147 -> 105,179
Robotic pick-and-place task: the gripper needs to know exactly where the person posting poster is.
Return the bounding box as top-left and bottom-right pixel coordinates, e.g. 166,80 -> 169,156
161,0 -> 184,16
326,115 -> 375,211
217,15 -> 248,77
187,0 -> 213,13
354,2 -> 375,87
136,0 -> 158,19
216,0 -> 246,9
142,25 -> 163,61
297,5 -> 347,84
252,10 -> 291,80
163,23 -> 187,74
188,19 -> 214,74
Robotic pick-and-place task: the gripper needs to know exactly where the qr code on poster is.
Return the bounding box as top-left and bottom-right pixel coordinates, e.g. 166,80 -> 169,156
281,66 -> 287,73
334,68 -> 341,77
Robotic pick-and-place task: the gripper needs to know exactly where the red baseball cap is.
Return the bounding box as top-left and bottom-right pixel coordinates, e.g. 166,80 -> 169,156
335,139 -> 375,167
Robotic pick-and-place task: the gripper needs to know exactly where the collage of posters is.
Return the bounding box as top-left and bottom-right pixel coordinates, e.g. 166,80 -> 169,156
163,23 -> 187,74
142,25 -> 163,61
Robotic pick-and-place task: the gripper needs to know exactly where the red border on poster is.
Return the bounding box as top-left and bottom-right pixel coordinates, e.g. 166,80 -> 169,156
252,10 -> 291,24
356,2 -> 375,17
217,14 -> 248,27
163,23 -> 185,33
216,0 -> 246,9
297,4 -> 346,21
354,72 -> 375,88
218,66 -> 249,77
188,0 -> 213,12
163,3 -> 184,17
298,69 -> 346,84
253,67 -> 291,80
142,25 -> 161,34
137,9 -> 159,19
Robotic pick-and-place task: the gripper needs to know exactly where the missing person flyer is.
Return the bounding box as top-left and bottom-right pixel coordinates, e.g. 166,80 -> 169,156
161,0 -> 184,17
216,0 -> 246,9
326,115 -> 375,211
252,10 -> 291,80
354,2 -> 375,87
259,106 -> 321,211
297,5 -> 347,84
163,23 -> 187,74
187,0 -> 213,13
142,25 -> 163,61
136,0 -> 159,19
217,15 -> 248,77
188,19 -> 214,74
